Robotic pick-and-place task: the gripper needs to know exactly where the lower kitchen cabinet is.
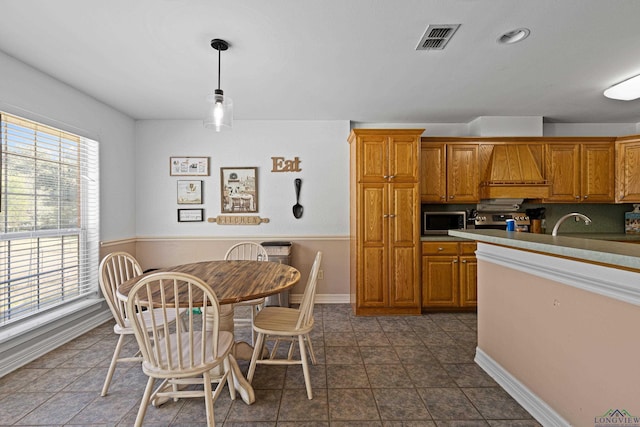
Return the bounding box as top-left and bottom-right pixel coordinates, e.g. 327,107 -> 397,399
421,241 -> 477,310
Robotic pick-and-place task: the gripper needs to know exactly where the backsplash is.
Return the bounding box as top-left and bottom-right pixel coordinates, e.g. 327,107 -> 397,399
422,203 -> 636,234
521,203 -> 634,234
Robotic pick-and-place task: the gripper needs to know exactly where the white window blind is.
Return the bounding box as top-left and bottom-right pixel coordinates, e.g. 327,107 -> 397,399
0,112 -> 99,326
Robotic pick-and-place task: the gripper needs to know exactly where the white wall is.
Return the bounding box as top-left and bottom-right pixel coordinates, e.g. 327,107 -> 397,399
355,119 -> 640,137
543,122 -> 640,136
0,50 -> 136,375
469,116 -> 543,136
134,119 -> 351,237
0,50 -> 137,241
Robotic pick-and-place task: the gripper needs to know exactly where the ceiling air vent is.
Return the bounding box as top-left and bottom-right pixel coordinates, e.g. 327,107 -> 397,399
416,24 -> 460,50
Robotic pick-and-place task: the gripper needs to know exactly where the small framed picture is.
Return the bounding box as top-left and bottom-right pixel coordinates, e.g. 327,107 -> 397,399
177,208 -> 204,222
220,167 -> 258,213
170,157 -> 209,176
177,180 -> 203,204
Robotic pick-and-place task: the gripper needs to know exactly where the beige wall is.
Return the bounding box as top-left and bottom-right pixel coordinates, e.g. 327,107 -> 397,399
100,237 -> 349,300
478,256 -> 640,425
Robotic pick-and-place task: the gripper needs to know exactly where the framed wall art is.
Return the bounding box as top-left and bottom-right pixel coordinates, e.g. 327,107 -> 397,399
170,156 -> 209,176
177,208 -> 204,222
177,180 -> 202,204
220,167 -> 258,213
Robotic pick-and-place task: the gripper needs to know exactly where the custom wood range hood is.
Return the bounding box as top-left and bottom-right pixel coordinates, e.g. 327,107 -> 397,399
479,144 -> 550,199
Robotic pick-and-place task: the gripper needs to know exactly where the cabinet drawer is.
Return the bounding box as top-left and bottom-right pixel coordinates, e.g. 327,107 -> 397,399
459,242 -> 477,255
422,242 -> 458,255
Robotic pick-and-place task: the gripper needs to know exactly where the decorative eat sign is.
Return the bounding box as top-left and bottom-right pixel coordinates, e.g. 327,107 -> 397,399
271,156 -> 302,172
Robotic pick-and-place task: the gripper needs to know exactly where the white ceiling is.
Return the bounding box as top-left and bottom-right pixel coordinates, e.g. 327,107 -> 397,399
1,0 -> 640,124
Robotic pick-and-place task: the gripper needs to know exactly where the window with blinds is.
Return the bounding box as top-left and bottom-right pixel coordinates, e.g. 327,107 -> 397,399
0,112 -> 99,326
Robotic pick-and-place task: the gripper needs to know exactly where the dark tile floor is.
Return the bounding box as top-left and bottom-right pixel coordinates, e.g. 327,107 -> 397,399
0,304 -> 541,426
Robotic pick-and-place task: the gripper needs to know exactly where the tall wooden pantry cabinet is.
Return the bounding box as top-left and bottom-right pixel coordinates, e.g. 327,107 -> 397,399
348,129 -> 423,315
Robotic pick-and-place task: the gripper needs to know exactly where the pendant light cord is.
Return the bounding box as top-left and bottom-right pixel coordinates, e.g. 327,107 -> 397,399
217,48 -> 221,91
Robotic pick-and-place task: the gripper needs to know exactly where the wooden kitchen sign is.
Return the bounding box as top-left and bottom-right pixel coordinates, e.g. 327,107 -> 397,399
208,215 -> 270,225
271,156 -> 301,172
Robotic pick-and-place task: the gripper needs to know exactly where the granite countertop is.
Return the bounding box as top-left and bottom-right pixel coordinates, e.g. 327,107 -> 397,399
448,229 -> 640,271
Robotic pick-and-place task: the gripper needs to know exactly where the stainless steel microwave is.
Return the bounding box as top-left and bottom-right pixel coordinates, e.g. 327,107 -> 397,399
423,211 -> 466,235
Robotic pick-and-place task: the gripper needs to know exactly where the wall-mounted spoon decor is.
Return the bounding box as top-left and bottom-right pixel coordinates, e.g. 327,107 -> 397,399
293,178 -> 303,219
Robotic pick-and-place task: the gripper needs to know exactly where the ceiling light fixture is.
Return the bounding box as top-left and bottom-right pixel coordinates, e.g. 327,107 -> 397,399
497,28 -> 530,44
204,39 -> 233,131
604,74 -> 640,101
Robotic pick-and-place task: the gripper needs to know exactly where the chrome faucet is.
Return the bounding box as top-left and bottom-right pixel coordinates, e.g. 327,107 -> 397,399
551,212 -> 592,236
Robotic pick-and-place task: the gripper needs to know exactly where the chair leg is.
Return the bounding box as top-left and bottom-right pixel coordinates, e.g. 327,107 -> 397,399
250,307 -> 256,346
247,332 -> 265,383
203,370 -> 215,427
305,334 -> 318,365
224,355 -> 236,400
134,376 -> 155,427
298,334 -> 313,399
101,334 -> 126,396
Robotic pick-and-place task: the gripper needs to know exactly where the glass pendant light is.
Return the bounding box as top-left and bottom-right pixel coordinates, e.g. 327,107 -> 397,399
204,39 -> 233,131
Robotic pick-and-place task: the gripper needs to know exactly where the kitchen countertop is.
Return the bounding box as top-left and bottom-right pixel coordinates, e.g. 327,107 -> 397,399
420,235 -> 470,242
555,232 -> 640,242
448,229 -> 640,271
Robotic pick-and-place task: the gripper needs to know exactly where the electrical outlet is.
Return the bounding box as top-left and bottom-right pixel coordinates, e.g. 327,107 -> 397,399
318,270 -> 324,280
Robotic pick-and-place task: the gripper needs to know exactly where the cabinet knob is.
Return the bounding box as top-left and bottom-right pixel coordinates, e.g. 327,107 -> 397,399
383,175 -> 389,179
453,259 -> 458,263
583,195 -> 588,199
449,195 -> 454,199
389,214 -> 396,218
440,196 -> 446,199
575,196 -> 580,199
383,214 -> 389,218
462,260 -> 467,263
438,247 -> 444,251
389,175 -> 395,179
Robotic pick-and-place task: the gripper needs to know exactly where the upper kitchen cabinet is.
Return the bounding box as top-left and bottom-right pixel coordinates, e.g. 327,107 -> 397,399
420,143 -> 446,202
544,138 -> 615,203
421,139 -> 479,203
356,130 -> 420,183
615,135 -> 640,202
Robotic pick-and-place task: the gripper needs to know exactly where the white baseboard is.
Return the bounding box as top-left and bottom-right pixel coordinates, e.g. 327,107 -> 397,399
475,348 -> 571,427
290,293 -> 350,304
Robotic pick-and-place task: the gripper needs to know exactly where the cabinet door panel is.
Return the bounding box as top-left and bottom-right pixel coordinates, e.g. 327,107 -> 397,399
390,135 -> 419,182
420,144 -> 446,202
617,141 -> 640,202
359,135 -> 387,182
447,145 -> 479,202
546,144 -> 580,201
390,184 -> 418,245
360,247 -> 387,307
422,256 -> 458,307
459,256 -> 478,307
390,246 -> 419,306
360,185 -> 386,245
582,144 -> 614,202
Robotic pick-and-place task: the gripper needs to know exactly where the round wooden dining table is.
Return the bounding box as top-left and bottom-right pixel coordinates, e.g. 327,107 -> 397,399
116,259 -> 301,405
117,260 -> 300,305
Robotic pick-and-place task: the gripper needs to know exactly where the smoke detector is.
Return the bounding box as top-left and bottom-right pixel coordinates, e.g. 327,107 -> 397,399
416,24 -> 460,50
